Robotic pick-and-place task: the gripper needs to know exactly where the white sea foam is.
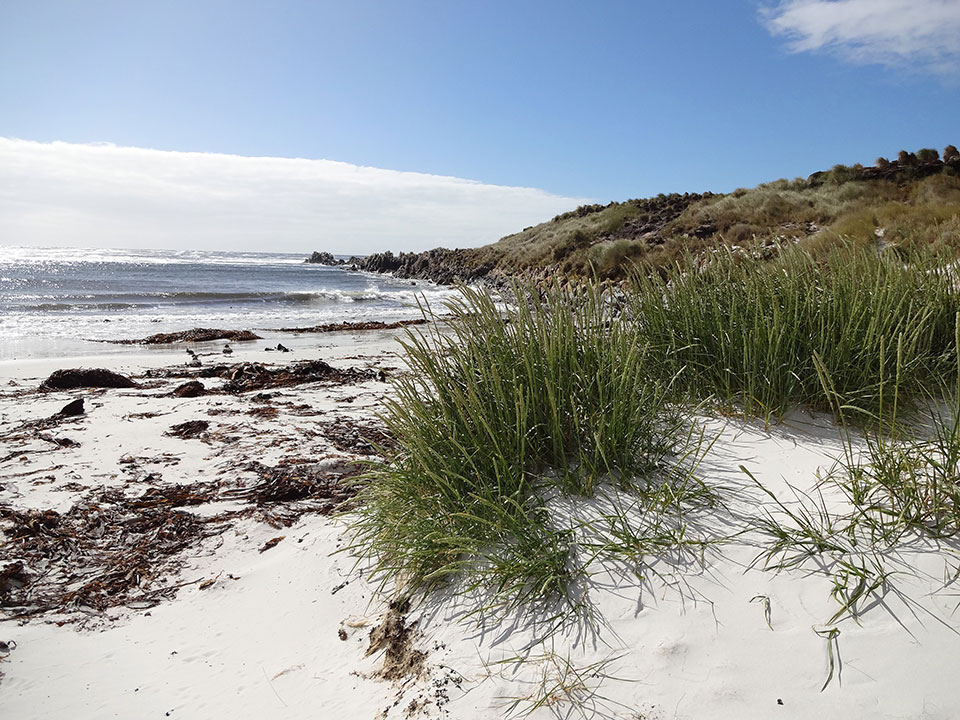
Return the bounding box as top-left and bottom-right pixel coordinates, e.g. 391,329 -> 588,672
0,245 -> 323,267
0,246 -> 462,359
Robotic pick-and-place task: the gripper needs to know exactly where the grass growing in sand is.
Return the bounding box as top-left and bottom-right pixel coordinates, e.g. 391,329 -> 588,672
628,243 -> 960,422
737,343 -> 960,688
351,282 -> 713,616
353,242 -> 960,647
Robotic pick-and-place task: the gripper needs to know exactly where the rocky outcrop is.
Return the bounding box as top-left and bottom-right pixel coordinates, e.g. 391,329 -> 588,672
357,248 -> 496,285
808,156 -> 960,186
351,148 -> 960,286
304,251 -> 343,265
357,193 -> 714,285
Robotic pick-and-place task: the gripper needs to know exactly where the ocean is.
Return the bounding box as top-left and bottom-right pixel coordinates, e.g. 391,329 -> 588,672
0,246 -> 457,360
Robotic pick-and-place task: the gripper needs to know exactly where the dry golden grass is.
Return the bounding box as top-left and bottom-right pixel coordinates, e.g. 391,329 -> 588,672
457,162 -> 960,281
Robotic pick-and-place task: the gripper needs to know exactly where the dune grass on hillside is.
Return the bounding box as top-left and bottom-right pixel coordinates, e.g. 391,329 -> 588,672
469,164 -> 960,281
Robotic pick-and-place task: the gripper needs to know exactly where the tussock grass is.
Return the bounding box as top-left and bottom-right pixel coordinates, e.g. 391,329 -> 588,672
353,242 -> 960,664
629,244 -> 960,421
839,409 -> 960,540
351,282 -> 709,613
666,180 -> 900,242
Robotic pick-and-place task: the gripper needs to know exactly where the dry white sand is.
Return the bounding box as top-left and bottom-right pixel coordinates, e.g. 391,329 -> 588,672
2,329 -> 959,719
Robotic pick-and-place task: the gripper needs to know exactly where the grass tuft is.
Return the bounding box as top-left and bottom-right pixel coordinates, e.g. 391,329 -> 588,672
628,243 -> 960,421
351,281 -> 704,613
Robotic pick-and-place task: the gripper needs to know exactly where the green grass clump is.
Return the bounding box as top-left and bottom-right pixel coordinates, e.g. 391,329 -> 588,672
354,241 -> 960,636
822,331 -> 960,542
352,282 -> 704,611
628,244 -> 960,420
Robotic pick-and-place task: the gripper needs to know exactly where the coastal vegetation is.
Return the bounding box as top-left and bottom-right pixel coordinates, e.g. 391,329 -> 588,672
352,283 -> 712,617
352,148 -> 960,658
352,145 -> 960,284
627,243 -> 960,420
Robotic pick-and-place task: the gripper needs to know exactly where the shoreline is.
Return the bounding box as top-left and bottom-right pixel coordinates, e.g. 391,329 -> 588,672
0,318 -> 431,365
2,325 -> 960,719
0,247 -> 454,363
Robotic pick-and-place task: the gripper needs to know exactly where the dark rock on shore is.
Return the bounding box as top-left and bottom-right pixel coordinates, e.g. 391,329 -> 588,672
57,399 -> 85,416
173,381 -> 207,398
167,420 -> 209,439
215,359 -> 375,393
41,368 -> 139,391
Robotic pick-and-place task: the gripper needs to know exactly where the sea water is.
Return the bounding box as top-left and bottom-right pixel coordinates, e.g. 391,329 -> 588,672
0,246 -> 457,360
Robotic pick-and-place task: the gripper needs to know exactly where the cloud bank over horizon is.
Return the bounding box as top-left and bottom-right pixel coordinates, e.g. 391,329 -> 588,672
763,0 -> 960,74
0,138 -> 591,255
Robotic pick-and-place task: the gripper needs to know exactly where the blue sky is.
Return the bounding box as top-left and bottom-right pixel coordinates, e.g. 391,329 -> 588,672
2,1 -> 959,252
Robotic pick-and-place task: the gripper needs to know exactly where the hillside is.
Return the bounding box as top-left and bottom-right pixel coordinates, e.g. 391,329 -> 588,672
352,145 -> 960,283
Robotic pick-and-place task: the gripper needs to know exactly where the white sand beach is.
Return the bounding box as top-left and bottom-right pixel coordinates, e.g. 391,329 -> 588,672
2,327 -> 959,720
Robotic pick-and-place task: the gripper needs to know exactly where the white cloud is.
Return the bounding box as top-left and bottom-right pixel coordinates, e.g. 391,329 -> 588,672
0,138 -> 591,255
762,0 -> 960,73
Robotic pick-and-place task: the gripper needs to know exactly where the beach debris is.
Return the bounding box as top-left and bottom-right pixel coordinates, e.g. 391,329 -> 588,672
57,398 -> 85,416
0,562 -> 31,604
366,598 -> 427,681
0,492 -> 223,617
172,380 -> 206,398
229,461 -> 357,504
145,358 -> 375,392
258,536 -> 285,553
246,405 -> 279,419
166,420 -> 209,439
214,360 -> 375,393
319,416 -> 393,455
111,328 -> 262,345
126,483 -> 220,509
278,319 -> 427,333
40,368 -> 138,391
198,574 -> 219,591
0,411 -> 364,620
38,433 -> 79,448
315,456 -> 364,476
221,461 -> 359,527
